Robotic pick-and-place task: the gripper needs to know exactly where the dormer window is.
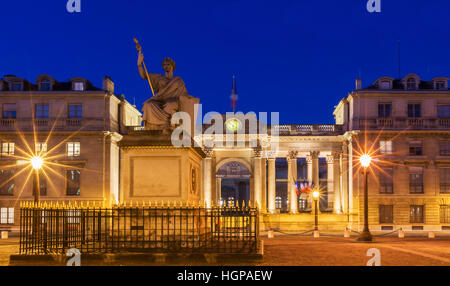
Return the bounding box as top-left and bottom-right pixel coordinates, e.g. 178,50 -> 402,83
436,81 -> 446,90
407,78 -> 417,90
73,82 -> 85,91
10,82 -> 23,91
380,81 -> 391,90
39,79 -> 51,91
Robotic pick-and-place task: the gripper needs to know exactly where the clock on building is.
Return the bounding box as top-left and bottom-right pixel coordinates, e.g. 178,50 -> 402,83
225,118 -> 242,132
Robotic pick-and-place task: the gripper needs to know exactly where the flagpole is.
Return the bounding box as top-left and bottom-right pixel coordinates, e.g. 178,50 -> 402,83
134,37 -> 156,98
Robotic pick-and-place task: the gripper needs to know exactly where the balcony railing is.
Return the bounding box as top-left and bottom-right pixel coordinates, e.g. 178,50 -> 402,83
125,124 -> 343,136
269,124 -> 343,136
0,118 -> 104,132
358,117 -> 450,130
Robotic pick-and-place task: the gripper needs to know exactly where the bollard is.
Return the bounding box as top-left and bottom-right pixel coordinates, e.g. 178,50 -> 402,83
428,232 -> 435,239
268,230 -> 274,239
1,231 -> 8,240
313,230 -> 320,238
398,229 -> 405,238
344,229 -> 351,238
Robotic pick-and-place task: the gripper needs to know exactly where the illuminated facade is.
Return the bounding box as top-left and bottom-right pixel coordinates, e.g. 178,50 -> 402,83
1,73 -> 449,233
0,75 -> 141,229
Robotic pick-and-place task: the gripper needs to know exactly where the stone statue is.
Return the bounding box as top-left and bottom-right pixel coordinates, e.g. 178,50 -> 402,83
137,51 -> 193,131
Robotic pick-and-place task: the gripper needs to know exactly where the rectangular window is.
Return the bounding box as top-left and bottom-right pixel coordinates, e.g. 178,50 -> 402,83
379,168 -> 394,194
275,158 -> 288,213
440,141 -> 450,156
437,105 -> 450,118
67,142 -> 80,157
35,143 -> 47,154
73,82 -> 85,91
409,167 -> 424,194
436,81 -> 446,90
33,175 -> 47,196
441,205 -> 450,224
409,141 -> 423,156
68,104 -> 82,118
35,104 -> 49,119
11,82 -> 22,91
378,103 -> 392,118
39,80 -> 51,91
408,104 -> 422,118
2,104 -> 16,119
1,142 -> 14,156
440,168 -> 450,194
379,81 -> 391,90
0,169 -> 15,196
410,205 -> 424,223
0,208 -> 14,224
379,205 -> 394,224
66,170 -> 81,196
380,140 -> 393,154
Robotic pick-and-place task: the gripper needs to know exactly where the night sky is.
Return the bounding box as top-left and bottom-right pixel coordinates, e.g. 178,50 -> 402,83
1,0 -> 449,124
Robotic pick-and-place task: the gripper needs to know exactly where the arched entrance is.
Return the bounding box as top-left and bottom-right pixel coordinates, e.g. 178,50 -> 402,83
216,161 -> 250,207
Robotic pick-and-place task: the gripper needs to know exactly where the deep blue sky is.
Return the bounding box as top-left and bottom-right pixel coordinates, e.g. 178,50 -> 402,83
1,0 -> 449,124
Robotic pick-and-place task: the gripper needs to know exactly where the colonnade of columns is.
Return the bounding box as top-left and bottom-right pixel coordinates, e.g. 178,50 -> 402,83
203,148 -> 346,214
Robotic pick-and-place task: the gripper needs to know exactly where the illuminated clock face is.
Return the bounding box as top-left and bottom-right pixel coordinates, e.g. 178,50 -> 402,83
225,118 -> 242,132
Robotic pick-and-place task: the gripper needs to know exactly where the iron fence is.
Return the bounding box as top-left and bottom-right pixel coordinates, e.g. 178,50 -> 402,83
19,202 -> 259,255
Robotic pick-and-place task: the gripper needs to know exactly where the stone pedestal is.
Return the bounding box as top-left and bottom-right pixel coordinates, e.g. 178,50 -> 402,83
119,131 -> 205,204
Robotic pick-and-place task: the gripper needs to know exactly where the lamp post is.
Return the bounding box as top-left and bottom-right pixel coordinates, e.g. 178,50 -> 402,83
31,156 -> 44,203
358,154 -> 373,242
312,189 -> 320,237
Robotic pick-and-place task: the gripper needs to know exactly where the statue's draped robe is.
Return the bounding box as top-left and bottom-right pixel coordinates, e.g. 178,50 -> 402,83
142,73 -> 190,127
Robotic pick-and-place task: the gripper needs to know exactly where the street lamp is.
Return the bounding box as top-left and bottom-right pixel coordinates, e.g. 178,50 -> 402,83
31,156 -> 44,203
358,154 -> 373,241
312,189 -> 320,237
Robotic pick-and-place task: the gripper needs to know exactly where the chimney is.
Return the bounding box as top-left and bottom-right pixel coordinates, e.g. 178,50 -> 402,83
103,76 -> 114,93
355,78 -> 362,90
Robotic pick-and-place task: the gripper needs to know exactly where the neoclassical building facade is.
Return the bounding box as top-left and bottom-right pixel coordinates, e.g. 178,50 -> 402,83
0,73 -> 449,232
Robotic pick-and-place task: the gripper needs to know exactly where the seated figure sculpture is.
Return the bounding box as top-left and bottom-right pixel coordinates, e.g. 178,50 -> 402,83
137,51 -> 198,133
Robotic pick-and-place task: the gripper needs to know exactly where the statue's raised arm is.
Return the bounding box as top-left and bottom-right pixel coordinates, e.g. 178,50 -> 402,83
137,51 -> 148,80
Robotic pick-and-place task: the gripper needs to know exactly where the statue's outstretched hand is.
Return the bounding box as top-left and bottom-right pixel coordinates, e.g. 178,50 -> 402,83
137,51 -> 144,66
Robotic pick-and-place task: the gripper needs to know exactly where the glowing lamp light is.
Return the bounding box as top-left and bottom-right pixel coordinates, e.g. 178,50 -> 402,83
359,154 -> 372,168
312,190 -> 320,199
30,156 -> 44,170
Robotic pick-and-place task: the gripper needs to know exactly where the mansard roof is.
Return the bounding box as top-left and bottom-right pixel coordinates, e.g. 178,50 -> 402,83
363,74 -> 449,91
0,75 -> 101,92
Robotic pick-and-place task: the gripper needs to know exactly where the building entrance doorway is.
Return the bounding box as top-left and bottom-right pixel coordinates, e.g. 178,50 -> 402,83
216,161 -> 250,207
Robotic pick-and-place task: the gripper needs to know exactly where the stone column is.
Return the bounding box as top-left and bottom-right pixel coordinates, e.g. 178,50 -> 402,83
216,177 -> 222,206
341,142 -> 349,214
326,155 -> 335,210
327,152 -> 342,213
307,151 -> 320,187
307,151 -> 320,212
267,157 -> 276,213
203,148 -> 213,208
288,150 -> 298,213
253,147 -> 262,209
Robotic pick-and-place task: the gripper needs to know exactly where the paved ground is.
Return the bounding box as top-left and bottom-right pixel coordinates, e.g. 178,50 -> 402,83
1,235 -> 449,266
